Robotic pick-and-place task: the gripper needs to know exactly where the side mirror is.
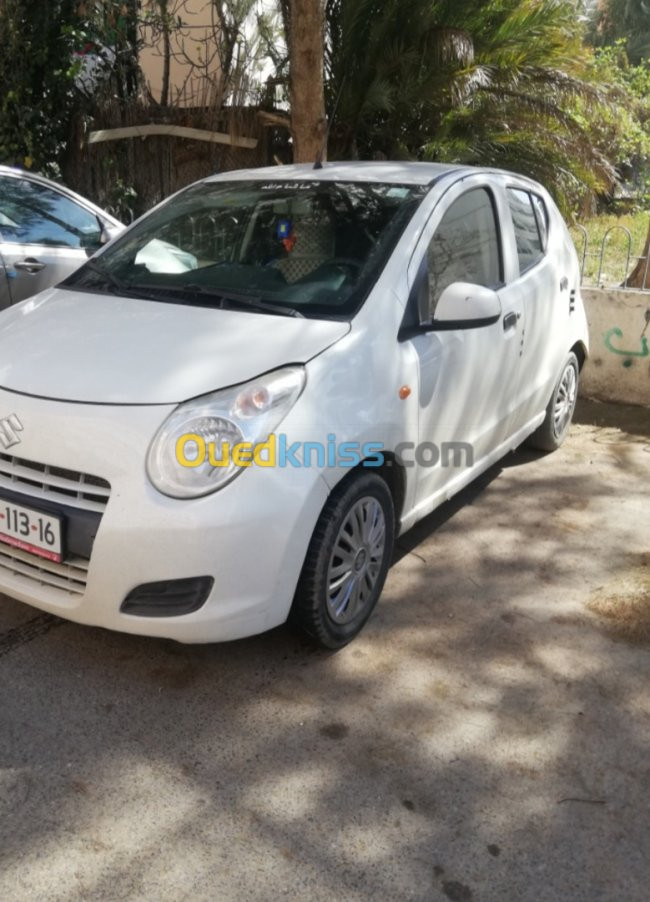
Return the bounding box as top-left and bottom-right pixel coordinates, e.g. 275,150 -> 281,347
83,217 -> 124,256
399,268 -> 502,342
433,282 -> 502,329
80,229 -> 104,252
99,218 -> 124,245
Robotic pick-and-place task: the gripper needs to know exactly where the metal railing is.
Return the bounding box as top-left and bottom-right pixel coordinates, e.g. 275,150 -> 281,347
576,223 -> 650,290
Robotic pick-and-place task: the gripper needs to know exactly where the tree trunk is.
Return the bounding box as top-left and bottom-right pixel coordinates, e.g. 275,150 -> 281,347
627,221 -> 650,289
288,0 -> 326,163
124,0 -> 141,98
159,0 -> 171,107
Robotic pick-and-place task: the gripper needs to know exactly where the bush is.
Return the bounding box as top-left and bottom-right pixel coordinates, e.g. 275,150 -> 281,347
0,0 -> 81,172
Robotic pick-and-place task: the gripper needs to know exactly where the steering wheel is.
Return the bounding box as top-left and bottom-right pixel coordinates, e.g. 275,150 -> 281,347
293,258 -> 363,288
326,257 -> 361,274
325,258 -> 362,278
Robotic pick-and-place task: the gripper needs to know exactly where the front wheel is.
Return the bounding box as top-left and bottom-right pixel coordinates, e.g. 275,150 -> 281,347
290,473 -> 395,649
526,351 -> 579,452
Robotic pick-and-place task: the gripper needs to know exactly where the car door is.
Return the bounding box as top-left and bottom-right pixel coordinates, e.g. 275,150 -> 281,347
404,177 -> 525,509
0,173 -> 104,306
503,186 -> 568,423
0,246 -> 11,310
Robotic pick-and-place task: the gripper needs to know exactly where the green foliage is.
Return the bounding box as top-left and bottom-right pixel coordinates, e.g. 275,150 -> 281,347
576,43 -> 650,211
102,171 -> 139,224
0,0 -> 81,171
322,0 -> 632,214
74,1 -> 142,100
588,0 -> 650,64
0,0 -> 143,171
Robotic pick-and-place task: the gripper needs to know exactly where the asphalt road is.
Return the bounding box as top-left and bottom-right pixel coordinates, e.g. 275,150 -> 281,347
1,402 -> 649,901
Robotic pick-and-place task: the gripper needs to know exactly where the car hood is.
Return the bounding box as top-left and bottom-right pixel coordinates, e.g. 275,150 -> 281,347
0,289 -> 350,404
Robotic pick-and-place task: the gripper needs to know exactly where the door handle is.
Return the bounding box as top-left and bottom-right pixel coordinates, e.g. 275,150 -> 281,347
14,258 -> 46,274
503,311 -> 520,331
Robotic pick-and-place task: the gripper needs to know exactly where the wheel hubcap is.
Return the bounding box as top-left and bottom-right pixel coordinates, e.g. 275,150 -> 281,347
354,549 -> 367,571
326,497 -> 387,625
553,363 -> 577,438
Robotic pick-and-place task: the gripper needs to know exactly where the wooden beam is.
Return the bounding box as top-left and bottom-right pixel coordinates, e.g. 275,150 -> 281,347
87,123 -> 258,149
257,110 -> 292,130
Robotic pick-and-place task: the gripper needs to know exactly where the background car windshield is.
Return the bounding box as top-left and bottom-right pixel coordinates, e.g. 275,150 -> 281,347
65,180 -> 426,317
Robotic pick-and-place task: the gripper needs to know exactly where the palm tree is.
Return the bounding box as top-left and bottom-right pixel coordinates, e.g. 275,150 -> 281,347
323,0 -> 617,210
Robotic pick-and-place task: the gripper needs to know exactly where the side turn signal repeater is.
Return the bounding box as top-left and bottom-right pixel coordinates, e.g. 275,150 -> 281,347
399,385 -> 412,400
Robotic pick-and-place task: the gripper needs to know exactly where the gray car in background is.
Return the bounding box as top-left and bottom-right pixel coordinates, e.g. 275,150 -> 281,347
0,166 -> 123,310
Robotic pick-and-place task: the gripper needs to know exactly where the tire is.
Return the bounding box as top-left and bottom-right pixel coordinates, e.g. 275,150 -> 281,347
290,472 -> 395,649
526,351 -> 579,452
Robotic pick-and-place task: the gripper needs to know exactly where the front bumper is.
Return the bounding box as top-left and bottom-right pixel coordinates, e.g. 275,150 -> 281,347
0,389 -> 328,642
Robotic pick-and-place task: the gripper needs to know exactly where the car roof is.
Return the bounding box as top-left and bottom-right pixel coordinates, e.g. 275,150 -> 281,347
204,161 -> 469,186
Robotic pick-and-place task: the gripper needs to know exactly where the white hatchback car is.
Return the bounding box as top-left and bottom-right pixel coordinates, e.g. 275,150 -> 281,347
0,163 -> 588,648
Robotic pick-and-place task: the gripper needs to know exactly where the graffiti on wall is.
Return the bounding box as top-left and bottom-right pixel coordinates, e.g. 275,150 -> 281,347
604,309 -> 650,362
604,328 -> 649,359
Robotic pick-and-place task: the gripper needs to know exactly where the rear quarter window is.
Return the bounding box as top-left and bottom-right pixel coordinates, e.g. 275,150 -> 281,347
530,193 -> 549,251
507,188 -> 545,274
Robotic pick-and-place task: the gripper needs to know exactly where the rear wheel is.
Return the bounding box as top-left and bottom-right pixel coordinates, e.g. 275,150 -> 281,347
526,351 -> 579,452
290,473 -> 395,649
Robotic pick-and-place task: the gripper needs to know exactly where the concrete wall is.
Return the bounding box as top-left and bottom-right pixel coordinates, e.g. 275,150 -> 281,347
580,288 -> 650,407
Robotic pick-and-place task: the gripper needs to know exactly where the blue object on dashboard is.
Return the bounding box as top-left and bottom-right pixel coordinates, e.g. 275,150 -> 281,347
276,219 -> 292,239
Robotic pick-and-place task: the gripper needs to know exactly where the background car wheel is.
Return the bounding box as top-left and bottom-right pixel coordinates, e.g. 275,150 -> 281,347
290,472 -> 395,649
526,351 -> 579,452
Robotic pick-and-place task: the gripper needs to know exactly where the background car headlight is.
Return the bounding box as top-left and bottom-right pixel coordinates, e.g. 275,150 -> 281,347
147,366 -> 306,498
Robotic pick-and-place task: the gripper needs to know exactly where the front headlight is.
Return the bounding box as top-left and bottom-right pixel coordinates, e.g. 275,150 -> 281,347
147,366 -> 306,498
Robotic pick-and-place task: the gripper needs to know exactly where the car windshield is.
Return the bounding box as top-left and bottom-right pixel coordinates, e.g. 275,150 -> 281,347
63,179 -> 427,318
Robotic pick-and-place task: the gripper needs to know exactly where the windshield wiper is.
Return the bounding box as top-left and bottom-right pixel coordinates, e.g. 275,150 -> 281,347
126,282 -> 305,318
203,287 -> 305,319
76,267 -> 305,318
81,259 -> 131,294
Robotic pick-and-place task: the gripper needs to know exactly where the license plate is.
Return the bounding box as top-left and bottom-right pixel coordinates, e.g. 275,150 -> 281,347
0,498 -> 64,563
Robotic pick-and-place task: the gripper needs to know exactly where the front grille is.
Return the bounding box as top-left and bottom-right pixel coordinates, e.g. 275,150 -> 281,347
0,453 -> 110,514
0,544 -> 88,595
0,454 -> 110,596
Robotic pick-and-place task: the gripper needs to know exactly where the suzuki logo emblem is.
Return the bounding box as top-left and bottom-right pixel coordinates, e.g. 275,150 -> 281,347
0,414 -> 24,450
